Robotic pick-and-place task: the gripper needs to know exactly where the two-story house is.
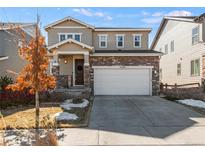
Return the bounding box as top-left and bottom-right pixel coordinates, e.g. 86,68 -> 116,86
0,23 -> 36,79
151,13 -> 205,86
45,17 -> 162,96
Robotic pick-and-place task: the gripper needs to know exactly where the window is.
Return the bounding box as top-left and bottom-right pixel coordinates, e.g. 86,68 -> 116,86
116,35 -> 124,48
191,59 -> 200,76
171,40 -> 174,52
99,35 -> 107,48
165,44 -> 168,54
74,34 -> 81,42
159,48 -> 162,52
177,63 -> 181,76
133,34 -> 141,48
59,33 -> 81,42
59,34 -> 66,41
192,26 -> 199,45
67,34 -> 73,39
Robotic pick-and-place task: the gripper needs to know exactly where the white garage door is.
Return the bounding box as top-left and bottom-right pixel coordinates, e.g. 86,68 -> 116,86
94,67 -> 152,95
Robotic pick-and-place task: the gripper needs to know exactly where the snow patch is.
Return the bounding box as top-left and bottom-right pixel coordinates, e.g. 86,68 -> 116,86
54,112 -> 79,121
61,99 -> 89,110
177,99 -> 205,109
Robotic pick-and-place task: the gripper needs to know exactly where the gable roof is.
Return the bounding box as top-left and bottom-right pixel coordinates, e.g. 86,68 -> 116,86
47,38 -> 93,51
44,16 -> 95,30
150,14 -> 204,49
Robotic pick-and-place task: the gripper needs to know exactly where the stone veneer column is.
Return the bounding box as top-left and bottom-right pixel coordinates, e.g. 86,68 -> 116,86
52,54 -> 60,75
84,53 -> 90,88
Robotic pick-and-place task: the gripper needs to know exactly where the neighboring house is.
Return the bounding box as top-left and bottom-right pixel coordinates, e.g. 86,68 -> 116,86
0,23 -> 36,79
151,13 -> 205,86
45,17 -> 162,96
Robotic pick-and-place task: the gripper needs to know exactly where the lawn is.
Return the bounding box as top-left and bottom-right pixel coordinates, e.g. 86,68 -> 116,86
0,105 -> 63,129
0,99 -> 92,129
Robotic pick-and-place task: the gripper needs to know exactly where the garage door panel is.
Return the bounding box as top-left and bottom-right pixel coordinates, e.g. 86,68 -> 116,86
94,68 -> 151,95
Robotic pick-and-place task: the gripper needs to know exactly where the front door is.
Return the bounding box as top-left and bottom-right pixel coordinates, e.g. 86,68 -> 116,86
75,59 -> 84,85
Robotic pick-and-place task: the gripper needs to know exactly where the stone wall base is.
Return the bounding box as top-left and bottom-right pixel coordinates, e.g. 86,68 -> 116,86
161,87 -> 205,100
41,88 -> 91,102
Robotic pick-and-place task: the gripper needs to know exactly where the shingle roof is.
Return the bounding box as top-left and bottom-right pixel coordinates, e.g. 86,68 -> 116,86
0,22 -> 35,30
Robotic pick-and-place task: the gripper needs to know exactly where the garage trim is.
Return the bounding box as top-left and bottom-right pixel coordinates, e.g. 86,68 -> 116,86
92,65 -> 153,95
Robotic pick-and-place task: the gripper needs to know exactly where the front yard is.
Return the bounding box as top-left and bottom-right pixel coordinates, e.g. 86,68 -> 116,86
0,98 -> 92,130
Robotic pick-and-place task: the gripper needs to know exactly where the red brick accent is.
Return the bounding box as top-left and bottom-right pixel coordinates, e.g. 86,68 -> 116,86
89,56 -> 160,95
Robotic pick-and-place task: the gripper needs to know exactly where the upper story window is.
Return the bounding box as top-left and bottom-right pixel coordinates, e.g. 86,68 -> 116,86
116,34 -> 124,48
99,34 -> 108,48
74,34 -> 81,42
67,34 -> 73,39
170,40 -> 174,52
59,33 -> 81,42
165,44 -> 168,54
133,34 -> 141,48
59,34 -> 66,41
192,26 -> 199,45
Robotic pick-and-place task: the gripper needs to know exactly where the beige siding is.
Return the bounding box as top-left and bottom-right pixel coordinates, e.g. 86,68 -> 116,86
58,55 -> 83,75
59,56 -> 73,75
93,31 -> 149,50
154,20 -> 205,85
54,43 -> 90,52
0,31 -> 28,79
46,20 -> 93,46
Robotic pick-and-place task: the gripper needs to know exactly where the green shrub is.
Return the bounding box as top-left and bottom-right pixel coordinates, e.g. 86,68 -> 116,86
0,76 -> 13,91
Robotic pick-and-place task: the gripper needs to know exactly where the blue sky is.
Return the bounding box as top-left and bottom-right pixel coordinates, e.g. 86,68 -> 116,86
0,7 -> 204,46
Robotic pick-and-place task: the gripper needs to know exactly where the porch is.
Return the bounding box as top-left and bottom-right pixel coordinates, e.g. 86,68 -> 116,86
51,52 -> 90,89
47,38 -> 93,90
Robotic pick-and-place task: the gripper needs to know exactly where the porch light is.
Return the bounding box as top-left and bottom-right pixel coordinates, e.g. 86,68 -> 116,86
64,59 -> 68,64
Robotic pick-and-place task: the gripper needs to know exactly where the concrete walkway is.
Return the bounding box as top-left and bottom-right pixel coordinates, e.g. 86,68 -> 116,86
58,96 -> 205,145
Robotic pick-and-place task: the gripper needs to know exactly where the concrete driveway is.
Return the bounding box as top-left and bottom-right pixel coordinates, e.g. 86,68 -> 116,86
58,96 -> 205,145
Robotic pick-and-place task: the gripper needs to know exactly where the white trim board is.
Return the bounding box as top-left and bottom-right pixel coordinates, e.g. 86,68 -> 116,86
95,28 -> 152,32
44,16 -> 95,30
56,51 -> 89,55
0,56 -> 9,61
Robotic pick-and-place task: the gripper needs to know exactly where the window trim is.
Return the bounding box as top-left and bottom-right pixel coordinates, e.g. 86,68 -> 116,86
164,44 -> 168,54
58,33 -> 82,42
98,34 -> 108,48
59,34 -> 66,42
192,26 -> 199,45
133,34 -> 141,48
170,40 -> 174,52
116,34 -> 125,48
177,63 -> 181,76
190,58 -> 200,76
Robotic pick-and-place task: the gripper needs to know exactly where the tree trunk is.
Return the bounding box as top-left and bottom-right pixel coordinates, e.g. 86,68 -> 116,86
35,91 -> 40,130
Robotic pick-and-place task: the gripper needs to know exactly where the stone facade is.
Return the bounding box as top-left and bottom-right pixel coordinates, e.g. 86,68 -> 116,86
84,65 -> 90,88
55,75 -> 68,88
89,56 -> 160,95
